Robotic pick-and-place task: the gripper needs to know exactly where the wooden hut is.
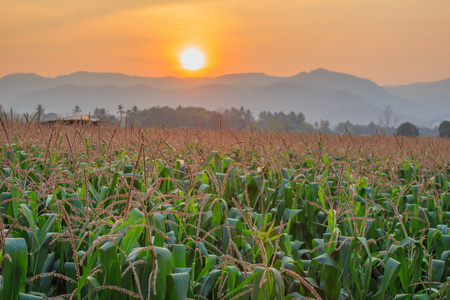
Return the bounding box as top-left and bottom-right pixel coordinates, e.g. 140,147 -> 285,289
41,116 -> 101,126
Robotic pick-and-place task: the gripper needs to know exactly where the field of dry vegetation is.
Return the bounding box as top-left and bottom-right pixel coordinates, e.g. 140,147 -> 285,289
0,119 -> 449,299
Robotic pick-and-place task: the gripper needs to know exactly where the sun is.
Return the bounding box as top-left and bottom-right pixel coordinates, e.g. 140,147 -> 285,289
180,48 -> 205,71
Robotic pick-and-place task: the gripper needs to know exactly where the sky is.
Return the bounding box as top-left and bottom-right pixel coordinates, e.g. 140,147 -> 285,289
1,0 -> 449,85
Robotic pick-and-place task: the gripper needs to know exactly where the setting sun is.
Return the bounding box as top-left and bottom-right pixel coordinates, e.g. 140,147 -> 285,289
180,48 -> 205,71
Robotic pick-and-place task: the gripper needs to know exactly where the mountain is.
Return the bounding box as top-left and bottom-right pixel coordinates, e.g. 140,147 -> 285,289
0,73 -> 50,102
385,78 -> 450,120
285,69 -> 426,116
1,69 -> 447,125
11,84 -> 172,116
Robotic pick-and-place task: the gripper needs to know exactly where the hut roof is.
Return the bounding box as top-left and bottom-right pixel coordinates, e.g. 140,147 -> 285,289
41,116 -> 101,125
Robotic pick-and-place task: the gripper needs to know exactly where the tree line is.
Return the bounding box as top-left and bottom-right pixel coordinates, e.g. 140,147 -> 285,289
119,105 -> 310,132
92,105 -> 450,137
2,102 -> 449,137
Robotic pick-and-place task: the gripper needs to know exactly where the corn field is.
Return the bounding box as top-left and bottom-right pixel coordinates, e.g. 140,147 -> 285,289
0,119 -> 449,299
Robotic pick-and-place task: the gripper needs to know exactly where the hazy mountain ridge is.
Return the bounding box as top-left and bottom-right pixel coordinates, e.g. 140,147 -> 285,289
385,79 -> 450,120
1,69 -> 448,125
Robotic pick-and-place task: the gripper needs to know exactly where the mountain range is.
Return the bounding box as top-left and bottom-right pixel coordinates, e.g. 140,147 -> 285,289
1,68 -> 449,126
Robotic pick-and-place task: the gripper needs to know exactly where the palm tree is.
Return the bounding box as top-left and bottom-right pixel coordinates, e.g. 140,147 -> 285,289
126,105 -> 140,124
126,105 -> 139,117
72,105 -> 82,117
131,105 -> 139,114
117,105 -> 125,119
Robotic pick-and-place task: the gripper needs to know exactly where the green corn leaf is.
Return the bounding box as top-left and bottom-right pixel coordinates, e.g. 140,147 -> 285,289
87,275 -> 101,289
37,214 -> 57,244
112,208 -> 144,234
173,244 -> 186,269
225,265 -> 239,292
99,241 -> 121,300
312,253 -> 340,271
371,258 -> 402,300
151,246 -> 174,300
431,259 -> 445,283
18,204 -> 37,237
18,294 -> 43,300
119,218 -> 145,263
223,218 -> 242,251
252,267 -> 272,300
10,186 -> 21,219
387,244 -> 409,292
152,213 -> 166,247
77,252 -> 99,296
39,253 -> 55,294
327,209 -> 335,234
0,192 -> 12,214
32,233 -> 53,285
223,269 -> 264,299
168,272 -> 190,300
270,267 -> 285,300
197,269 -> 220,298
3,238 -> 28,300
107,172 -> 120,203
195,255 -> 217,281
64,262 -> 77,294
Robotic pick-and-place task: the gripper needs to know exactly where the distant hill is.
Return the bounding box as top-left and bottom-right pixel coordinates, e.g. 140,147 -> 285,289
1,69 -> 448,125
385,78 -> 450,120
0,73 -> 50,102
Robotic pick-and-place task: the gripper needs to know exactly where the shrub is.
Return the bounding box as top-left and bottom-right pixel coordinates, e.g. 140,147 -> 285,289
439,120 -> 450,138
396,122 -> 419,137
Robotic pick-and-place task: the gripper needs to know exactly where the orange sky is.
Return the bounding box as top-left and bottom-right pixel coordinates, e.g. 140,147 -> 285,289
1,0 -> 449,85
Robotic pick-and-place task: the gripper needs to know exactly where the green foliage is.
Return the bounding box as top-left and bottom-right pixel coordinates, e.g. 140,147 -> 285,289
0,123 -> 449,299
258,111 -> 305,132
124,105 -> 314,132
439,120 -> 450,138
396,122 -> 419,137
92,107 -> 117,124
3,238 -> 28,300
335,121 -> 381,135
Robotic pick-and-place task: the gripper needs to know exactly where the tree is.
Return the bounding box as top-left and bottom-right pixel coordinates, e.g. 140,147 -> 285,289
287,111 -> 305,129
93,108 -> 108,119
335,121 -> 353,134
265,117 -> 286,131
72,105 -> 82,117
299,122 -> 315,133
320,120 -> 332,134
92,107 -> 117,124
36,104 -> 45,121
117,105 -> 125,119
396,122 -> 419,137
379,105 -> 398,128
439,121 -> 450,138
243,108 -> 253,126
257,110 -> 305,132
126,106 -> 141,124
44,112 -> 58,121
130,105 -> 139,114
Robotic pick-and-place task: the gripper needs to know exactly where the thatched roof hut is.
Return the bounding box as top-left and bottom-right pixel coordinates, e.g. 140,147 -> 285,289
41,116 -> 101,125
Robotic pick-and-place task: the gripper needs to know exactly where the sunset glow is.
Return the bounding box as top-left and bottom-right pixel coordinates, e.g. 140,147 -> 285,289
0,1 -> 449,84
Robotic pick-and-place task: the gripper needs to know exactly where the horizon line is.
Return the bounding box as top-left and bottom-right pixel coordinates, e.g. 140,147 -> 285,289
2,68 -> 449,86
